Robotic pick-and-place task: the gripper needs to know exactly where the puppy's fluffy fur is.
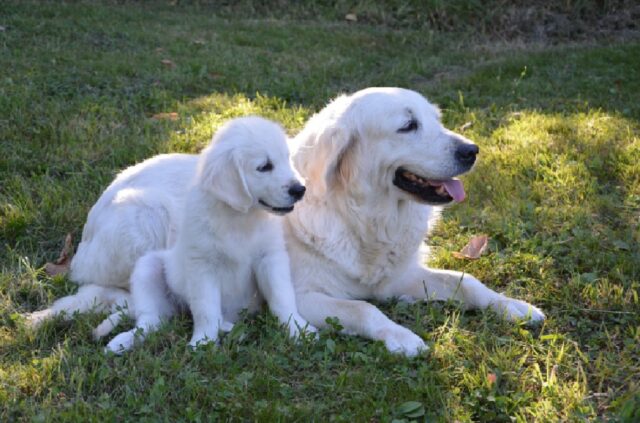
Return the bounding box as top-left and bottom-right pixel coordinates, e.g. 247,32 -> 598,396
104,116 -> 313,352
28,88 -> 544,357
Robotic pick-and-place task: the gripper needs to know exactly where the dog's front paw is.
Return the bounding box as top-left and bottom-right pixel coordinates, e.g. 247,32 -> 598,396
105,330 -> 136,354
378,325 -> 428,357
287,315 -> 318,339
219,321 -> 235,333
188,332 -> 218,348
493,296 -> 545,323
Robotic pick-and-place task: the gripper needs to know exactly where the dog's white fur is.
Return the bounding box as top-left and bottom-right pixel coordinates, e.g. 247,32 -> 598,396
103,116 -> 313,353
285,88 -> 543,356
27,88 -> 544,356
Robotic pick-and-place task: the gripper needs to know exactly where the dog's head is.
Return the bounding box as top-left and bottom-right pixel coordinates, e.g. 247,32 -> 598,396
197,116 -> 305,215
293,87 -> 478,205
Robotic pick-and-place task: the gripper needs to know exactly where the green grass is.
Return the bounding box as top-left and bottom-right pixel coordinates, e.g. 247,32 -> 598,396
1,1 -> 639,421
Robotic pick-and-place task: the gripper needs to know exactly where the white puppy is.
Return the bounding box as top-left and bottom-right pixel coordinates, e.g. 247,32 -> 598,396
105,116 -> 314,353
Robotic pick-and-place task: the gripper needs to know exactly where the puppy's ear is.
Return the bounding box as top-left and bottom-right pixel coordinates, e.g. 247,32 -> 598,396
197,146 -> 253,213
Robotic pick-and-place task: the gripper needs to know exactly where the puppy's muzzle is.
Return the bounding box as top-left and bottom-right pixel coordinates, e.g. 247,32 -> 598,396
288,182 -> 306,201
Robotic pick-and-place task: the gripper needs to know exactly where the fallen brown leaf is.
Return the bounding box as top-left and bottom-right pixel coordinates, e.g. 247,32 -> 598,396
161,59 -> 175,68
487,373 -> 497,386
452,234 -> 489,260
151,112 -> 179,121
45,233 -> 73,276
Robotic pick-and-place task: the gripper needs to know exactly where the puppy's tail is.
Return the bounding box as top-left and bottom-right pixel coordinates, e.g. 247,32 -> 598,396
24,284 -> 133,332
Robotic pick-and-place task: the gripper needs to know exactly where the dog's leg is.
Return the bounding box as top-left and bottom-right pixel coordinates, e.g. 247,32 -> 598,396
24,284 -> 130,328
92,287 -> 134,340
187,267 -> 224,348
297,291 -> 427,357
255,251 -> 317,338
105,252 -> 176,353
387,265 -> 545,322
93,310 -> 126,340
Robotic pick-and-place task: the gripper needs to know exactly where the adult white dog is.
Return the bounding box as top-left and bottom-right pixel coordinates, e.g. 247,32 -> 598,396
105,116 -> 313,353
285,88 -> 543,356
27,88 -> 544,357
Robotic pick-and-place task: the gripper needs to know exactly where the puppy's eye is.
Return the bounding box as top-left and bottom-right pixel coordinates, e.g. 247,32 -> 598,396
257,160 -> 273,172
397,119 -> 418,133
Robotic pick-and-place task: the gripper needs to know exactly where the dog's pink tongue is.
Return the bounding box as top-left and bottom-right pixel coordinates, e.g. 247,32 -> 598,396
443,179 -> 466,202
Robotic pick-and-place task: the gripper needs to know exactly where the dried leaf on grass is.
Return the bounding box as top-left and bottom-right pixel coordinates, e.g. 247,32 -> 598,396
452,234 -> 489,260
487,372 -> 497,386
161,59 -> 175,68
45,233 -> 74,276
151,112 -> 179,121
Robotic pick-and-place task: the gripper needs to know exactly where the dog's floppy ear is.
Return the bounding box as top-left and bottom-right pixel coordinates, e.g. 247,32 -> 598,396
296,125 -> 357,196
197,145 -> 253,213
294,97 -> 359,196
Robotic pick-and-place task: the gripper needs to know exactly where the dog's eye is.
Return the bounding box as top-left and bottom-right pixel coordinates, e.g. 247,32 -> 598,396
397,119 -> 418,133
257,160 -> 273,172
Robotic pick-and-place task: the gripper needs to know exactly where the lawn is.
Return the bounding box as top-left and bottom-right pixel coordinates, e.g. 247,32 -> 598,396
1,1 -> 639,421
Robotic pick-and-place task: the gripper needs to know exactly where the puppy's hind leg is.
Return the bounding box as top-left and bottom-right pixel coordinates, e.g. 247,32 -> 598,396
24,284 -> 130,328
106,252 -> 177,354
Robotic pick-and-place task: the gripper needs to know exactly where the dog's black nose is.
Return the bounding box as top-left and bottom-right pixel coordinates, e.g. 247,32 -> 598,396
288,183 -> 306,201
455,143 -> 479,166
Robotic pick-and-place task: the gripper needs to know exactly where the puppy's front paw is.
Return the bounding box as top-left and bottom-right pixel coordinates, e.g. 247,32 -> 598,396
378,325 -> 428,357
287,316 -> 318,340
493,297 -> 545,323
105,330 -> 136,354
188,332 -> 218,348
220,321 -> 235,333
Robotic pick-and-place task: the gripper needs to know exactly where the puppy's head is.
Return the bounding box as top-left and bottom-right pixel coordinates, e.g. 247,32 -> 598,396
197,116 -> 304,215
293,87 -> 478,205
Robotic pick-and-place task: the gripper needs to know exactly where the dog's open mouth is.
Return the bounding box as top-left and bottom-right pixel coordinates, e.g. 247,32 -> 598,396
259,199 -> 295,214
393,168 -> 466,204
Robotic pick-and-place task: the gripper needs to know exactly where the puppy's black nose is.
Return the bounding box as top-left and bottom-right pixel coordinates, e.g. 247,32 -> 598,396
455,143 -> 479,166
288,183 -> 306,201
